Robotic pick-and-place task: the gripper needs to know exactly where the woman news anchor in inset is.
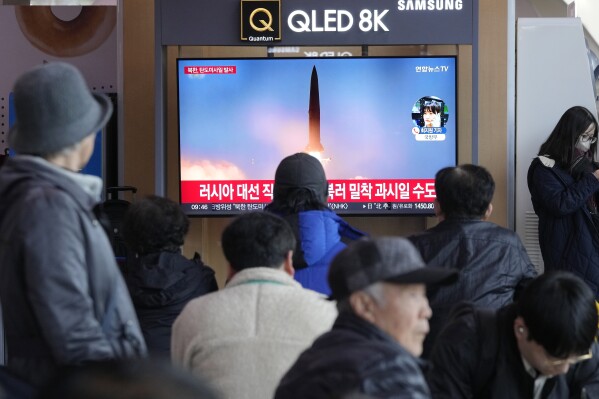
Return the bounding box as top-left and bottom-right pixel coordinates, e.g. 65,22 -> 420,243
422,99 -> 442,127
527,106 -> 599,298
412,96 -> 447,131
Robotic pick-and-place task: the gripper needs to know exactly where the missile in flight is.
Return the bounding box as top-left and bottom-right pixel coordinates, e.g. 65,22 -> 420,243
305,65 -> 324,153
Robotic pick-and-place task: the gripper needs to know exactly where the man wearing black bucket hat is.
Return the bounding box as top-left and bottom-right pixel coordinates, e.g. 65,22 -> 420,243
275,237 -> 457,399
0,62 -> 146,388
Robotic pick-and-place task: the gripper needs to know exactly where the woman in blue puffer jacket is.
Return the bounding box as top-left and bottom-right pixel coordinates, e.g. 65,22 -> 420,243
265,153 -> 365,295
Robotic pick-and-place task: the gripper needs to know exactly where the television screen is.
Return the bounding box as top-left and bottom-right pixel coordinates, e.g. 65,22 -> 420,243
177,56 -> 457,216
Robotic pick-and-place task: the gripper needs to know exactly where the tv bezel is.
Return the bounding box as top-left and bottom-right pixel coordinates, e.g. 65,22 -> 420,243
175,55 -> 458,217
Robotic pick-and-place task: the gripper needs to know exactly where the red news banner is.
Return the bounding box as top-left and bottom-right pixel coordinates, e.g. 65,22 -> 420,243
184,66 -> 237,74
181,179 -> 436,204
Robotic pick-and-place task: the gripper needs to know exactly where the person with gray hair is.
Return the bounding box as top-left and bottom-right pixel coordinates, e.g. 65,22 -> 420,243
0,62 -> 146,388
275,237 -> 457,399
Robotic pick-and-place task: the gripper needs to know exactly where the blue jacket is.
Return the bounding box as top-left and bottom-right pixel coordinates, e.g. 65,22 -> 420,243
528,157 -> 599,296
270,209 -> 365,295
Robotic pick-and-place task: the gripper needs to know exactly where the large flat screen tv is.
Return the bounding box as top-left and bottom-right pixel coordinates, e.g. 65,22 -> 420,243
177,56 -> 457,216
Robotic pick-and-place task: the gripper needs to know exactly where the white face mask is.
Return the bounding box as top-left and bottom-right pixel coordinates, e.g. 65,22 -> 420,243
576,136 -> 592,153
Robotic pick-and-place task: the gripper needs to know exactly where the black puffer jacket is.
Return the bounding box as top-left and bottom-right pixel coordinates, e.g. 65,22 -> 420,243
428,304 -> 599,398
123,251 -> 217,357
408,219 -> 537,358
528,157 -> 599,297
275,312 -> 432,399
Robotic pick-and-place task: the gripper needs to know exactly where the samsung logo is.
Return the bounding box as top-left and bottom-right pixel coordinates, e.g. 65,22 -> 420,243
397,0 -> 463,11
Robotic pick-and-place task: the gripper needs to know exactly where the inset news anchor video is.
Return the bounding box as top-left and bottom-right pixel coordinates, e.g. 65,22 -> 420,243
177,56 -> 457,216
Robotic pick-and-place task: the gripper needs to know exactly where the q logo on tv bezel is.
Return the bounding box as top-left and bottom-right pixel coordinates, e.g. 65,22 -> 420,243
241,0 -> 281,41
249,8 -> 274,32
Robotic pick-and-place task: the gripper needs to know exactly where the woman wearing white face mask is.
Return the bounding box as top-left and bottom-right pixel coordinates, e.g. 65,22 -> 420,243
527,106 -> 599,299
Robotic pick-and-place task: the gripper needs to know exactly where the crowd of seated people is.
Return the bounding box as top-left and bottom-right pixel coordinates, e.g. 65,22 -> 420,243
1,61 -> 599,399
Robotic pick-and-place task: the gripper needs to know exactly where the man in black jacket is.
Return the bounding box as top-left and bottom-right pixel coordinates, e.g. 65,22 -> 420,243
275,237 -> 457,399
428,271 -> 599,398
408,164 -> 537,358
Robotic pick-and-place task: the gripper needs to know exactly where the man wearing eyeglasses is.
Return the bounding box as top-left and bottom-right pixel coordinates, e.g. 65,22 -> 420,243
427,271 -> 599,399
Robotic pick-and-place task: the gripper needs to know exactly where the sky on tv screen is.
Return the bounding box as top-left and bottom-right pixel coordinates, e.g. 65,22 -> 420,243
177,56 -> 456,185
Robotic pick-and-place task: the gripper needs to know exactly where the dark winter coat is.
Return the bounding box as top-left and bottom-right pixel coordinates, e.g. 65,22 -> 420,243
275,312 -> 432,399
0,156 -> 146,387
427,303 -> 599,398
528,157 -> 599,296
408,219 -> 537,357
123,251 -> 217,357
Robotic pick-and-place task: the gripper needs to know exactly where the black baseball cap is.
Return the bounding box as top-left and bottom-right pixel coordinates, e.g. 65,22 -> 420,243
328,237 -> 458,300
273,153 -> 328,203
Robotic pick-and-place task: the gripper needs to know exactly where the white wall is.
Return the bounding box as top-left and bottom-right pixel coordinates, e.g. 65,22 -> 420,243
0,5 -> 117,154
515,18 -> 596,271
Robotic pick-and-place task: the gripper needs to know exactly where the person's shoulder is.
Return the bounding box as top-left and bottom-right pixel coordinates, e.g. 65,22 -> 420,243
528,156 -> 559,179
166,252 -> 216,277
286,289 -> 338,315
264,283 -> 338,325
530,156 -> 567,178
361,349 -> 430,397
438,302 -> 479,338
408,220 -> 468,246
177,289 -> 224,319
304,208 -> 350,224
375,346 -> 423,372
407,228 -> 429,240
299,208 -> 335,225
429,303 -> 486,367
444,220 -> 525,250
537,155 -> 556,168
407,225 -> 438,242
17,172 -> 69,199
528,155 -> 555,169
13,182 -> 79,227
171,290 -> 229,340
477,221 -> 524,240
